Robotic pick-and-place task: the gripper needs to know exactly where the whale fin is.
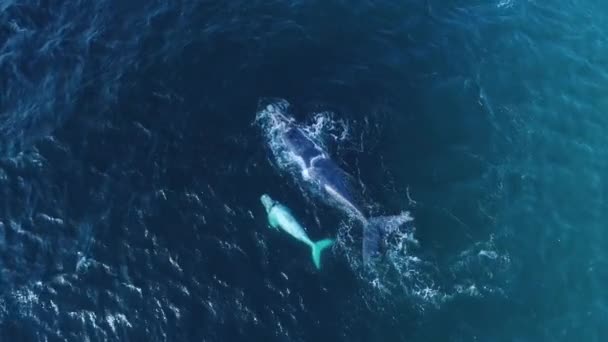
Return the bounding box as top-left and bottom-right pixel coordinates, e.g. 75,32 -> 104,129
268,214 -> 280,230
311,238 -> 334,270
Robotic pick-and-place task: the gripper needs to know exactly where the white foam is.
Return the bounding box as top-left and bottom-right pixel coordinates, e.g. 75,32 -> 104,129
122,282 -> 143,296
106,313 -> 133,333
37,213 -> 64,225
168,304 -> 181,320
478,250 -> 498,259
168,254 -> 183,273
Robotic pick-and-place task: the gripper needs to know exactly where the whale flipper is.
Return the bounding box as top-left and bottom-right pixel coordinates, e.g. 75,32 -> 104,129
268,214 -> 280,229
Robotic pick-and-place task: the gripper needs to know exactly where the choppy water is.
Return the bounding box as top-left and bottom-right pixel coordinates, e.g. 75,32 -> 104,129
1,0 -> 607,341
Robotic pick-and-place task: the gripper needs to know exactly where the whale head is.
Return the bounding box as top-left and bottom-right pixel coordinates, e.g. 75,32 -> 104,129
260,194 -> 276,213
256,99 -> 295,131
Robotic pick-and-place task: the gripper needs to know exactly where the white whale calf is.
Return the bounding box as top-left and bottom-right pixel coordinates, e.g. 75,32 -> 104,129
261,194 -> 333,269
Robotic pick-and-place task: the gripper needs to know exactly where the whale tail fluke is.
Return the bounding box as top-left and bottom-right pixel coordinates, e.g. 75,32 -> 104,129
363,213 -> 413,266
311,238 -> 334,270
363,217 -> 384,264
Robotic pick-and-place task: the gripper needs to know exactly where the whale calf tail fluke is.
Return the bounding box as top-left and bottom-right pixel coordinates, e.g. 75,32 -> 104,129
311,238 -> 334,269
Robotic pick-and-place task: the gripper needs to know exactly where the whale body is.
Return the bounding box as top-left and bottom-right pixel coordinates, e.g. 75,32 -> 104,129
257,100 -> 405,264
261,194 -> 334,269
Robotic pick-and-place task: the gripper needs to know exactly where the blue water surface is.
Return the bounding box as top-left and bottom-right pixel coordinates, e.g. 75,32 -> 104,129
0,0 -> 606,341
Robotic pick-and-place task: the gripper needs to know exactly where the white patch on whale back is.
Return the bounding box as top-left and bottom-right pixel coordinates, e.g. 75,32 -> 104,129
301,168 -> 311,181
302,155 -> 327,181
310,154 -> 326,166
289,151 -> 307,171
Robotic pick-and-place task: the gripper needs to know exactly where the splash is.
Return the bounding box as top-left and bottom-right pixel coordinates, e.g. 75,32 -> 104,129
336,209 -> 451,309
448,235 -> 511,297
304,111 -> 350,146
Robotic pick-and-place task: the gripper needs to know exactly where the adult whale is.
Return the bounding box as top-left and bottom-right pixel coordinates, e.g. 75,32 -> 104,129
256,100 -> 408,264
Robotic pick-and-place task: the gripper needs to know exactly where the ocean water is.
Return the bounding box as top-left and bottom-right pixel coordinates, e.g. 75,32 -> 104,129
1,0 -> 607,341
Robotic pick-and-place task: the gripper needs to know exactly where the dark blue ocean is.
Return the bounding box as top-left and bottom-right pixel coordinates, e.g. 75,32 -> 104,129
1,0 -> 606,341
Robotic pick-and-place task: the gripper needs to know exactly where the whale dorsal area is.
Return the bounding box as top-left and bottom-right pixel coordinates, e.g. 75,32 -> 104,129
311,157 -> 355,205
283,127 -> 324,167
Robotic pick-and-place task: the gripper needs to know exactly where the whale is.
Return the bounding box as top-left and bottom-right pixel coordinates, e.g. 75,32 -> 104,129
257,100 -> 407,264
261,194 -> 334,269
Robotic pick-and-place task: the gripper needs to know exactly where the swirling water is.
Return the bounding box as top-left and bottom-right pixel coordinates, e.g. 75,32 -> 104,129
1,0 -> 607,341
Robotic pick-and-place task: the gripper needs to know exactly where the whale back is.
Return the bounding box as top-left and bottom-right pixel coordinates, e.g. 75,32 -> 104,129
312,158 -> 353,200
283,127 -> 324,166
281,122 -> 364,216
